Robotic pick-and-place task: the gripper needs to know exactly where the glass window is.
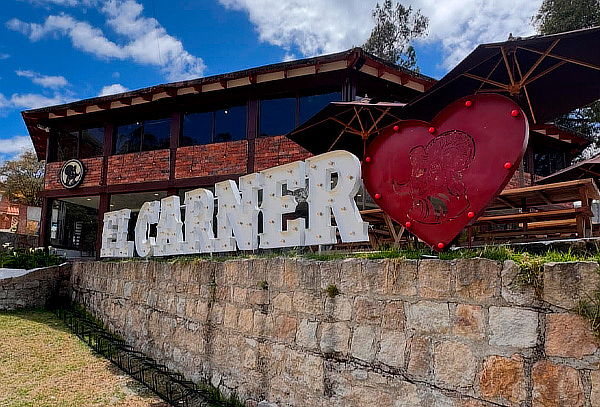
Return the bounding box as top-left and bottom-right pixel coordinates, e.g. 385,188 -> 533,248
260,97 -> 297,137
215,105 -> 246,143
79,127 -> 104,158
55,131 -> 78,161
115,122 -> 142,154
181,112 -> 212,147
49,196 -> 99,256
142,118 -> 171,151
299,92 -> 341,124
115,119 -> 171,154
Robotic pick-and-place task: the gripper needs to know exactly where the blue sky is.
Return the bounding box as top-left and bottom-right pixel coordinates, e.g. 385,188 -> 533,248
0,0 -> 543,163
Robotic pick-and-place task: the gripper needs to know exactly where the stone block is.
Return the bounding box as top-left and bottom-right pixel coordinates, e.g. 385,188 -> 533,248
354,297 -> 383,324
273,314 -> 297,342
384,259 -> 417,296
407,336 -> 432,378
543,261 -> 600,309
433,340 -> 477,388
320,322 -> 350,354
223,304 -> 239,328
479,355 -> 526,405
272,293 -> 292,312
501,260 -> 537,306
453,304 -> 485,339
591,369 -> 600,406
532,361 -> 584,407
296,319 -> 318,350
248,289 -> 269,306
292,291 -> 322,315
238,308 -> 255,335
377,331 -> 406,368
406,301 -> 451,333
454,258 -> 501,302
488,306 -> 538,348
324,295 -> 352,321
417,259 -> 452,299
381,301 -> 404,331
545,313 -> 598,359
350,325 -> 378,362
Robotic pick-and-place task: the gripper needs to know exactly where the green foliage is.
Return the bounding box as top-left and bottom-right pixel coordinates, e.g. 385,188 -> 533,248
0,247 -> 64,269
325,284 -> 340,298
259,280 -> 269,290
0,149 -> 44,207
533,0 -> 600,148
362,0 -> 428,70
533,0 -> 600,35
577,290 -> 600,339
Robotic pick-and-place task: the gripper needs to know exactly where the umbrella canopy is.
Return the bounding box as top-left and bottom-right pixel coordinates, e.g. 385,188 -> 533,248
287,100 -> 405,158
537,154 -> 600,185
403,26 -> 600,124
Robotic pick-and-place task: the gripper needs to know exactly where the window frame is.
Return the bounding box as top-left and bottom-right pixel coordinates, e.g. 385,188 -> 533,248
50,127 -> 105,162
114,118 -> 172,155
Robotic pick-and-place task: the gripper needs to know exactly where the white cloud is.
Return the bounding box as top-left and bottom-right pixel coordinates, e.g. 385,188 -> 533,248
0,135 -> 34,155
16,70 -> 69,89
0,91 -> 70,110
7,0 -> 206,81
0,53 -> 9,60
218,0 -> 542,71
99,83 -> 128,96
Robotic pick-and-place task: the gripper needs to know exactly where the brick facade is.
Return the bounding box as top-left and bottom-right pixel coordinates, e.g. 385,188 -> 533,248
175,140 -> 248,179
44,157 -> 103,190
107,150 -> 170,185
255,136 -> 312,171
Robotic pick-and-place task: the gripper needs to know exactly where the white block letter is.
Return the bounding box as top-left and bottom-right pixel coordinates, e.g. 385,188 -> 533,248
100,209 -> 134,257
214,173 -> 261,251
259,161 -> 306,248
182,188 -> 215,253
305,150 -> 368,245
154,196 -> 185,256
135,201 -> 160,257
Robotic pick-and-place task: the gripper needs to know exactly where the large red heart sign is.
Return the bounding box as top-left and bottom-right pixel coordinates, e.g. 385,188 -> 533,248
362,94 -> 529,251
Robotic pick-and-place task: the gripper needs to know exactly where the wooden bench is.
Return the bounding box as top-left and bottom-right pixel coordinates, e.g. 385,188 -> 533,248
471,178 -> 600,244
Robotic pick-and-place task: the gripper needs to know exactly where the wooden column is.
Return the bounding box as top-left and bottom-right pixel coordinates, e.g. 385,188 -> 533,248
95,194 -> 109,258
38,197 -> 52,249
168,112 -> 181,195
247,99 -> 258,173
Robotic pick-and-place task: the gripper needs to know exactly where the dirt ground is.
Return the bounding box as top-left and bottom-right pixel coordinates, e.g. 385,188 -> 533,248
0,310 -> 168,407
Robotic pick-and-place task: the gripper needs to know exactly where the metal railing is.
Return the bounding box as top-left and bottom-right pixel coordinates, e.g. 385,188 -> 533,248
55,306 -> 243,407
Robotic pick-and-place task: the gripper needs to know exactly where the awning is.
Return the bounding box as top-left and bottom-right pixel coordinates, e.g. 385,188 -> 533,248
403,26 -> 600,124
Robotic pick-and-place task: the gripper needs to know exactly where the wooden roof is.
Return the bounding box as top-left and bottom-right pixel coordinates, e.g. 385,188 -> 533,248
22,47 -> 435,160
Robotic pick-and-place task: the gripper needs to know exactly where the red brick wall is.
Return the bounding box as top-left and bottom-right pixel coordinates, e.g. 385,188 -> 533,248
175,140 -> 248,179
44,157 -> 103,190
254,136 -> 312,172
107,150 -> 170,185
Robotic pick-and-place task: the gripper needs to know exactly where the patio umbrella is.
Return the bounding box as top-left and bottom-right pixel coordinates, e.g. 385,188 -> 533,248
403,26 -> 600,124
287,100 -> 405,158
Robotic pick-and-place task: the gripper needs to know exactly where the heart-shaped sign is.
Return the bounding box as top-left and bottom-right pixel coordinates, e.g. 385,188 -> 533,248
362,94 -> 529,251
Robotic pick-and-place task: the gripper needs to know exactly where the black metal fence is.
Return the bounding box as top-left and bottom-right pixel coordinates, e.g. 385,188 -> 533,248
55,306 -> 244,407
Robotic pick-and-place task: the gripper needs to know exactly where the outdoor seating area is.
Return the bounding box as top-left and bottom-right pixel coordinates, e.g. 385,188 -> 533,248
359,178 -> 600,248
470,178 -> 600,244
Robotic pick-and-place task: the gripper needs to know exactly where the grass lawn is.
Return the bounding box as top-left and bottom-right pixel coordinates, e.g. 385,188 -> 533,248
0,310 -> 168,407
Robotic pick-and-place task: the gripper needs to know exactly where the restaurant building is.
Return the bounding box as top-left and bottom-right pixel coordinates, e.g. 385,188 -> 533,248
21,48 -> 588,256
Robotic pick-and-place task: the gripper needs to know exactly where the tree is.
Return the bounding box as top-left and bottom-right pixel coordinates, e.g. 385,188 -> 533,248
362,0 -> 428,70
533,0 -> 600,153
0,149 -> 44,207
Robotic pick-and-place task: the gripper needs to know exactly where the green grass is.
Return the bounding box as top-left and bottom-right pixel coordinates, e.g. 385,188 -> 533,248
0,310 -> 167,407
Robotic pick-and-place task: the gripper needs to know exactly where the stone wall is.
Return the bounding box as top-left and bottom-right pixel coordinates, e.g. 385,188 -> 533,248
70,258 -> 600,406
0,263 -> 71,310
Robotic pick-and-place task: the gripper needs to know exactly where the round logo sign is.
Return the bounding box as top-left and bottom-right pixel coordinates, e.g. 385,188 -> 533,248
59,159 -> 85,189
